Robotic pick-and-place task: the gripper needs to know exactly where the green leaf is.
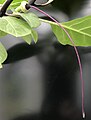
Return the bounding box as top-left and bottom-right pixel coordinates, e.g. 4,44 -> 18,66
40,16 -> 91,46
0,0 -> 6,4
22,30 -> 38,44
22,34 -> 32,45
0,42 -> 7,68
9,2 -> 22,10
0,0 -> 28,5
0,30 -> 7,38
0,16 -> 32,37
31,30 -> 38,43
0,0 -> 28,10
16,12 -> 41,28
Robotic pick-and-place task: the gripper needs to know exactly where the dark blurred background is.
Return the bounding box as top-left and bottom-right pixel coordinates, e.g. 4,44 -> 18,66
0,0 -> 91,120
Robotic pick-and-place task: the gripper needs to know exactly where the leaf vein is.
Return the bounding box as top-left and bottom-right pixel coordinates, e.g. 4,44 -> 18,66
3,17 -> 17,36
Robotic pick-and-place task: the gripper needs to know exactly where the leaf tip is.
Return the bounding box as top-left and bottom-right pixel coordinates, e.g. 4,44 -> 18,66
0,63 -> 3,69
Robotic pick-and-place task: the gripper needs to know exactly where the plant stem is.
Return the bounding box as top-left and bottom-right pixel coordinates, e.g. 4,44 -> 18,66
0,0 -> 13,17
26,4 -> 85,118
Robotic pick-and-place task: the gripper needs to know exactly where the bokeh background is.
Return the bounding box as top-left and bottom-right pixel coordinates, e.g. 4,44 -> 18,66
0,0 -> 91,120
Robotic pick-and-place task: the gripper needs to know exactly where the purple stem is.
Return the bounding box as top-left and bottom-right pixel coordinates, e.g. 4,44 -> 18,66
30,5 -> 85,118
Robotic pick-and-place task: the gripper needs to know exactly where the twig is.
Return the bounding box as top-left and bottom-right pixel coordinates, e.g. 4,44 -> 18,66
0,0 -> 13,17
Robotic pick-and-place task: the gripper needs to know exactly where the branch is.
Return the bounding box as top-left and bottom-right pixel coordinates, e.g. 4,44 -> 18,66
0,0 -> 13,17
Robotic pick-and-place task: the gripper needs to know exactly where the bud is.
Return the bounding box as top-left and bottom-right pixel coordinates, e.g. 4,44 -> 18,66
20,1 -> 28,12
